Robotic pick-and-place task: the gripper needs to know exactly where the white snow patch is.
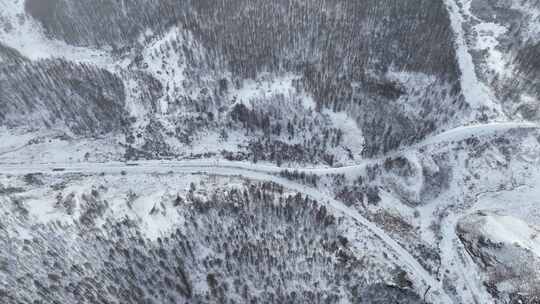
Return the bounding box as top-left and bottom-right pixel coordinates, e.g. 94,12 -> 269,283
422,121 -> 539,147
323,110 -> 364,156
472,22 -> 509,76
0,127 -> 37,155
474,171 -> 540,226
480,214 -> 540,256
187,129 -> 246,156
7,173 -> 248,240
231,74 -> 313,109
0,129 -> 125,164
0,0 -> 114,65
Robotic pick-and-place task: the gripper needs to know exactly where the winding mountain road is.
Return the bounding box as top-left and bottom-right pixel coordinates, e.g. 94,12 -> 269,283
0,160 -> 454,303
1,121 -> 538,304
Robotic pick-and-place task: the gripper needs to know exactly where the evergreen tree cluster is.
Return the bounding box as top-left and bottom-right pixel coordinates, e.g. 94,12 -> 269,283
0,180 -> 423,304
228,102 -> 345,165
24,0 -> 468,156
0,58 -> 127,134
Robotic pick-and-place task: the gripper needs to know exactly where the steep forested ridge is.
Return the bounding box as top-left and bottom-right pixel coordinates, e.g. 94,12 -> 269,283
21,0 -> 468,157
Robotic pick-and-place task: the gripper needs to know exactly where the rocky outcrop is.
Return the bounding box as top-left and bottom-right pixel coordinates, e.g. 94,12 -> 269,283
457,212 -> 540,303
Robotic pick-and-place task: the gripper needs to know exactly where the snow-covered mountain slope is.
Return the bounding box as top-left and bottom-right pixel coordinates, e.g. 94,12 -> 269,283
455,0 -> 540,122
1,0 -> 482,162
0,173 -> 425,303
1,0 -> 540,303
296,122 -> 540,303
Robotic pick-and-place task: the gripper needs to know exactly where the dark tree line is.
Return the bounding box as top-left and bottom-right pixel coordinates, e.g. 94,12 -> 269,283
279,170 -> 320,187
0,58 -> 127,135
0,43 -> 27,66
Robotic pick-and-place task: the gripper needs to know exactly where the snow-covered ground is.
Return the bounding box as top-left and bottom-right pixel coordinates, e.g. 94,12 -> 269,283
9,173 -> 246,239
476,214 -> 540,256
453,0 -> 540,123
421,121 -> 539,146
472,22 -> 509,76
3,117 -> 538,303
0,0 -> 114,65
0,160 -> 452,303
444,0 -> 504,116
229,72 -> 366,163
456,209 -> 540,299
139,28 -> 203,114
2,1 -> 539,302
0,128 -> 125,164
416,125 -> 540,303
231,74 -> 304,109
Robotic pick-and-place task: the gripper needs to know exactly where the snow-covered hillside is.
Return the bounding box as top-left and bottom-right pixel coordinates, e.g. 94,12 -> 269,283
1,0 -> 539,303
455,0 -> 540,122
